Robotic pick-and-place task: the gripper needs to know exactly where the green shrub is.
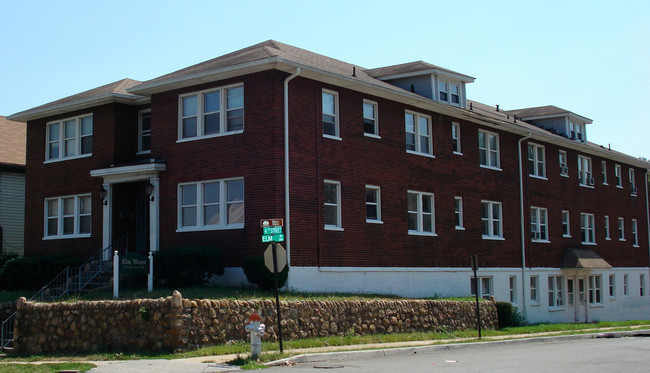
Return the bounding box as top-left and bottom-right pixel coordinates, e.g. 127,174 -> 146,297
0,254 -> 83,290
495,301 -> 524,328
154,246 -> 224,287
0,253 -> 18,269
242,255 -> 288,291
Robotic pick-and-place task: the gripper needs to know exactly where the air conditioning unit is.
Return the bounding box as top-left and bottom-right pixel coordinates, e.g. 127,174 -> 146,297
631,187 -> 638,195
588,178 -> 595,186
561,166 -> 568,175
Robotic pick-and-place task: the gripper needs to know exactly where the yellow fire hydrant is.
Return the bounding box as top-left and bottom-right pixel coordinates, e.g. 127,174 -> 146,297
245,311 -> 265,359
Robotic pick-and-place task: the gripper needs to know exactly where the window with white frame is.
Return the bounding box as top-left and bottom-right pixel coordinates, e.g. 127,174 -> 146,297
438,81 -> 448,102
46,114 -> 93,161
569,120 -> 584,141
408,191 -> 435,235
365,185 -> 381,223
179,84 -> 243,140
509,276 -> 517,304
470,277 -> 493,299
632,219 -> 639,247
578,155 -> 593,186
530,276 -> 539,304
530,207 -> 549,242
567,278 -> 575,305
641,274 -> 646,296
548,275 -> 565,308
609,274 -> 616,298
601,161 -> 607,185
618,217 -> 625,241
481,200 -> 503,239
604,215 -> 610,240
562,210 -> 571,237
363,100 -> 378,137
324,180 -> 342,229
454,196 -> 464,229
629,168 -> 637,195
478,130 -> 500,169
615,164 -> 622,187
438,80 -> 461,106
528,143 -> 546,178
178,178 -> 244,230
405,111 -> 432,156
588,275 -> 602,305
580,213 -> 595,244
44,194 -> 91,238
322,90 -> 339,138
452,122 -> 461,154
138,110 -> 151,154
623,274 -> 629,296
450,84 -> 461,105
559,150 -> 568,176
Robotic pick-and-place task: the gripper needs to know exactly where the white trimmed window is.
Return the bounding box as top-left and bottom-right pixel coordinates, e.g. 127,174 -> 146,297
138,110 -> 151,154
615,164 -> 622,187
454,196 -> 464,229
365,185 -> 381,223
609,274 -> 616,298
179,84 -> 244,140
559,150 -> 568,176
405,111 -> 433,156
44,194 -> 91,238
438,80 -> 461,106
46,114 -> 93,161
363,100 -> 379,137
567,278 -> 575,305
509,276 -> 517,304
562,210 -> 571,237
632,219 -> 639,247
578,155 -> 593,186
589,275 -> 602,305
324,180 -> 342,229
569,120 -> 584,141
478,130 -> 500,169
604,215 -> 610,240
601,161 -> 607,185
470,277 -> 493,299
452,122 -> 461,154
580,213 -> 595,244
641,274 -> 646,296
548,275 -> 565,308
623,274 -> 629,296
527,143 -> 546,178
178,178 -> 244,231
408,191 -> 435,235
530,276 -> 539,304
629,168 -> 637,195
531,207 -> 549,242
322,90 -> 339,138
618,217 -> 625,241
481,200 -> 503,239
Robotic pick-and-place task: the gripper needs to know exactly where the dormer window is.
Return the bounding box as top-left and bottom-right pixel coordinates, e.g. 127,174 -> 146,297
438,82 -> 448,102
438,80 -> 462,107
569,120 -> 585,141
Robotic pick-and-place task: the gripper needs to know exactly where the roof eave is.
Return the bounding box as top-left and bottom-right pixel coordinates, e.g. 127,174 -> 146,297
375,69 -> 476,83
520,112 -> 593,124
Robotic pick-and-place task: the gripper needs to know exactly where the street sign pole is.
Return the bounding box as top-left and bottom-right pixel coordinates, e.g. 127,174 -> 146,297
272,241 -> 284,353
471,254 -> 481,339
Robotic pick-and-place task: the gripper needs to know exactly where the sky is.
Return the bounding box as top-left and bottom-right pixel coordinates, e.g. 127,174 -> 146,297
1,0 -> 649,158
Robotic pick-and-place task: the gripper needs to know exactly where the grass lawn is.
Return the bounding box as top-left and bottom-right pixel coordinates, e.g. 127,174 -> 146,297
0,363 -> 95,372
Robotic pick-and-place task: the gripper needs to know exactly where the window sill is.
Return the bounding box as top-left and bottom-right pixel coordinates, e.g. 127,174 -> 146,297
482,236 -> 505,241
581,242 -> 597,246
324,226 -> 344,231
453,151 -> 463,156
603,183 -> 608,186
44,153 -> 92,164
563,235 -> 572,238
616,185 -> 623,189
530,301 -> 540,307
548,307 -> 567,312
323,134 -> 342,141
43,234 -> 91,240
605,238 -> 611,240
177,130 -> 243,143
364,133 -> 381,139
532,239 -> 550,243
631,194 -> 637,197
529,175 -> 548,180
455,226 -> 465,231
366,219 -> 383,224
408,231 -> 437,237
588,303 -> 604,308
633,245 -> 640,248
579,184 -> 595,189
406,150 -> 435,158
479,165 -> 502,171
176,224 -> 244,232
619,239 -> 626,242
560,174 -> 569,178
136,150 -> 152,155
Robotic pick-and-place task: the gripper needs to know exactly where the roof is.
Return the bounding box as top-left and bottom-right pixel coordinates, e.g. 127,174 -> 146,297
0,116 -> 26,167
506,105 -> 592,124
9,78 -> 145,122
561,248 -> 612,269
366,61 -> 475,82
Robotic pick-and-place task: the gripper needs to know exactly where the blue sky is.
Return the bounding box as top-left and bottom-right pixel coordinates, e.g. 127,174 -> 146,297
2,0 -> 648,158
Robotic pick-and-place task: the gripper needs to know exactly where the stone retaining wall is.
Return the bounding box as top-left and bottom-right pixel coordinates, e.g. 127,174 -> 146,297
13,291 -> 497,354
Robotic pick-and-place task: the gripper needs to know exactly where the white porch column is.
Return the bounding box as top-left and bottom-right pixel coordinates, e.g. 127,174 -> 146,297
102,182 -> 113,260
149,177 -> 160,252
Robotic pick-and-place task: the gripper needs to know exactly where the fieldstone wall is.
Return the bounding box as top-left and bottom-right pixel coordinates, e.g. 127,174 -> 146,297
13,291 -> 497,354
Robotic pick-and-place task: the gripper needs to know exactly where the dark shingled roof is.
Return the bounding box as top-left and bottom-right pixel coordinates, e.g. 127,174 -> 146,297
366,60 -> 474,81
561,248 -> 612,269
0,116 -> 26,166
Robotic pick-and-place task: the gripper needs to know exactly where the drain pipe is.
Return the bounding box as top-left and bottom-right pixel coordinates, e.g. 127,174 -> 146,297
284,68 -> 300,287
518,132 -> 532,322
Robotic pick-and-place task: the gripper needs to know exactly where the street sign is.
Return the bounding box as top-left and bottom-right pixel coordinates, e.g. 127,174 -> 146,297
260,219 -> 283,227
262,234 -> 285,243
264,243 -> 287,273
263,227 -> 283,235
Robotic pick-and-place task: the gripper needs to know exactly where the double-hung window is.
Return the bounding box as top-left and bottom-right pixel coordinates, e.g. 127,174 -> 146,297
530,276 -> 539,304
632,219 -> 639,247
569,121 -> 584,141
478,130 -> 500,169
179,84 -> 244,140
509,276 -> 517,304
408,191 -> 435,235
452,122 -> 461,154
454,197 -> 464,229
322,90 -> 339,138
604,215 -> 610,240
623,274 -> 629,296
363,100 -> 379,137
578,155 -> 593,186
580,213 -> 595,244
438,81 -> 448,102
618,217 -> 625,241
470,277 -> 493,299
601,161 -> 607,185
405,111 -> 432,156
530,207 -> 549,242
138,110 -> 151,154
615,164 -> 622,187
46,114 -> 93,161
548,275 -> 565,308
588,275 -> 602,305
44,194 -> 91,238
608,274 -> 616,298
629,168 -> 637,195
481,200 -> 503,239
438,80 -> 461,106
528,143 -> 546,178
365,185 -> 381,223
641,274 -> 646,296
178,178 -> 244,230
562,210 -> 571,237
324,181 -> 342,229
559,150 -> 568,176
450,84 -> 461,105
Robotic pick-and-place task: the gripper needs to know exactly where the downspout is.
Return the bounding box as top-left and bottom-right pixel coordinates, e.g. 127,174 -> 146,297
284,68 -> 300,286
518,132 -> 532,322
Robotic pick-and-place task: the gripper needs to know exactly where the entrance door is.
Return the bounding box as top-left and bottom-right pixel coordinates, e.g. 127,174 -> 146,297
576,277 -> 587,322
135,193 -> 150,253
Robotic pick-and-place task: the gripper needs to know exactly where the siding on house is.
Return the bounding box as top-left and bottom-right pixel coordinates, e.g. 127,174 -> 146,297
0,171 -> 25,255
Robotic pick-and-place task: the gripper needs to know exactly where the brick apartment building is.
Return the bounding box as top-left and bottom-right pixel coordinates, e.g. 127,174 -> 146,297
9,41 -> 650,323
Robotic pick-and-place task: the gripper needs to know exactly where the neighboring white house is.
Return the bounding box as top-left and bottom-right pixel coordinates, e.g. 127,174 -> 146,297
0,116 -> 26,256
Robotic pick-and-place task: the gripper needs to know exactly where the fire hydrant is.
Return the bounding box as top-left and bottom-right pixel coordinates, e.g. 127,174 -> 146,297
245,311 -> 265,359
